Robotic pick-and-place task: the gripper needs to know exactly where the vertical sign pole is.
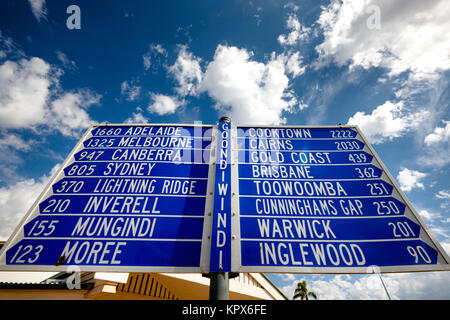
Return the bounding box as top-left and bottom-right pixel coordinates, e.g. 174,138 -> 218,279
209,116 -> 232,300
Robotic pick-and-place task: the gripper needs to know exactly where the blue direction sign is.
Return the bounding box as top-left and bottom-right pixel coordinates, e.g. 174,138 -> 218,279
234,125 -> 450,273
209,120 -> 232,272
0,124 -> 213,272
1,123 -> 449,275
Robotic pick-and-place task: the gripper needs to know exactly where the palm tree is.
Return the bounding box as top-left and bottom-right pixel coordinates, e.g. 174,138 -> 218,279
293,280 -> 317,300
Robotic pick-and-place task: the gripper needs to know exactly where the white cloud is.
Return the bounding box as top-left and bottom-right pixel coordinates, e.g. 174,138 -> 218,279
0,163 -> 60,240
142,43 -> 168,72
0,133 -> 32,152
147,93 -> 183,115
0,57 -> 52,128
424,121 -> 450,146
418,209 -> 439,222
347,101 -> 428,144
125,107 -> 148,124
199,45 -> 297,125
417,120 -> 450,167
396,167 -> 427,192
151,44 -> 168,57
285,51 -> 306,78
28,0 -> 47,22
120,80 -> 141,101
0,56 -> 101,136
278,14 -> 310,46
142,54 -> 151,71
280,272 -> 450,300
169,45 -> 203,96
316,0 -> 450,80
436,190 -> 450,199
49,90 -> 101,137
56,51 -> 77,70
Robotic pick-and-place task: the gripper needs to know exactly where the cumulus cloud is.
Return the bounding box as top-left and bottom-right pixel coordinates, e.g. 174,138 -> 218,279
0,163 -> 60,240
316,0 -> 450,80
424,121 -> 450,146
417,120 -> 450,167
0,56 -> 101,136
120,80 -> 141,101
0,57 -> 53,128
146,44 -> 305,123
199,45 -> 298,125
396,167 -> 427,192
125,107 -> 148,124
285,51 -> 306,78
147,93 -> 183,115
49,90 -> 101,137
168,45 -> 203,96
347,101 -> 428,144
142,43 -> 168,72
280,272 -> 450,300
0,133 -> 32,152
278,14 -> 310,46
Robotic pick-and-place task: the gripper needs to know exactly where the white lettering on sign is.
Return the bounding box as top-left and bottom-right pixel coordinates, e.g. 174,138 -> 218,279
254,198 -> 363,216
251,165 -> 314,179
257,219 -> 337,239
71,217 -> 157,238
253,180 -> 347,196
82,196 -> 160,214
247,128 -> 311,138
60,241 -> 126,265
118,136 -> 193,148
211,122 -> 231,270
92,178 -> 199,195
123,126 -> 182,136
111,149 -> 182,161
248,139 -> 293,150
161,179 -> 197,194
256,198 -> 338,216
290,152 -> 331,164
259,242 -> 366,266
103,162 -> 156,176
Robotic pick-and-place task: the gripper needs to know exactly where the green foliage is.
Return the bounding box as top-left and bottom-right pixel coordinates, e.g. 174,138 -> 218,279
293,280 -> 317,300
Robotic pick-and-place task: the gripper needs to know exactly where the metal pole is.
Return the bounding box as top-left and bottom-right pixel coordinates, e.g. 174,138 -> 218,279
209,272 -> 229,300
209,116 -> 231,301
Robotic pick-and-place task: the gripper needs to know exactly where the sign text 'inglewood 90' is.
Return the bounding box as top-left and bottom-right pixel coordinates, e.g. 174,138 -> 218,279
0,125 -> 213,271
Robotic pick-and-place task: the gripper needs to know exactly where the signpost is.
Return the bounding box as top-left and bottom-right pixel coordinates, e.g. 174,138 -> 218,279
0,124 -> 214,272
234,125 -> 450,273
0,121 -> 449,297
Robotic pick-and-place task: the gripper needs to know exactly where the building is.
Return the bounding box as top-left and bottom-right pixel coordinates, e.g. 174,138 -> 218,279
0,271 -> 287,300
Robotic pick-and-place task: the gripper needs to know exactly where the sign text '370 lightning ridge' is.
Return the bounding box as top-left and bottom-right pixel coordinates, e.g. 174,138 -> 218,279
0,122 -> 449,274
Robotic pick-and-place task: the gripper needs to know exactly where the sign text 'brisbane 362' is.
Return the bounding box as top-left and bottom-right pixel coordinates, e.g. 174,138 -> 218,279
0,123 -> 449,274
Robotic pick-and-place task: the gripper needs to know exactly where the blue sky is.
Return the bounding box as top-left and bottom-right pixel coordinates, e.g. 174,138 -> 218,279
0,0 -> 449,299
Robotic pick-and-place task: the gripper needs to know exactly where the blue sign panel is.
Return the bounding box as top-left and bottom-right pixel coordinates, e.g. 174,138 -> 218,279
1,124 -> 449,274
209,121 -> 232,272
0,124 -> 213,272
236,126 -> 450,273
